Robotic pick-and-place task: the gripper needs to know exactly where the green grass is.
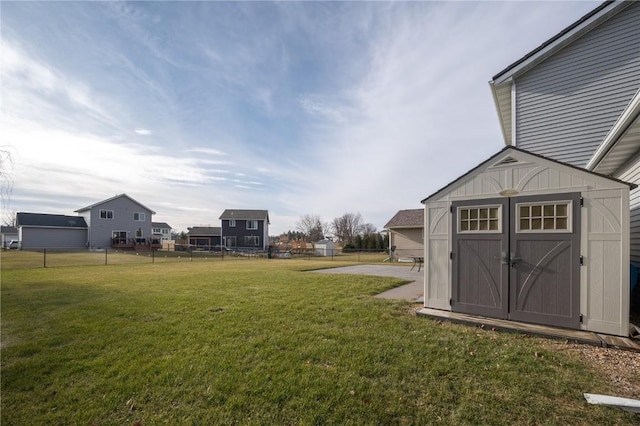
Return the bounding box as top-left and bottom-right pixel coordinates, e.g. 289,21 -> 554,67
1,255 -> 637,425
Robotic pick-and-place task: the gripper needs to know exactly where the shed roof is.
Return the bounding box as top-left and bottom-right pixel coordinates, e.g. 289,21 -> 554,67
219,209 -> 270,223
187,227 -> 221,236
384,209 -> 424,229
16,213 -> 88,228
421,146 -> 636,204
75,193 -> 156,214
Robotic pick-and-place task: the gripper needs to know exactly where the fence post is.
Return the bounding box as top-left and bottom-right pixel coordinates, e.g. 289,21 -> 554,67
43,248 -> 47,268
105,248 -> 108,265
190,249 -> 193,262
152,248 -> 155,264
358,250 -> 361,262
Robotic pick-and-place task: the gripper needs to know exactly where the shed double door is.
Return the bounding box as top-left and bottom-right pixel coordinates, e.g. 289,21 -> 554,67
451,193 -> 581,329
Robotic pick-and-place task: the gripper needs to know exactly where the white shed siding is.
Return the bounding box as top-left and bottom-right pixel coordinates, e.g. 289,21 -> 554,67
20,228 -> 87,249
616,156 -> 640,263
424,203 -> 450,310
582,189 -> 629,336
515,2 -> 640,166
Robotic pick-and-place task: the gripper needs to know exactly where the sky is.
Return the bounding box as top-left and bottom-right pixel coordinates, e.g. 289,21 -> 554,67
1,0 -> 601,235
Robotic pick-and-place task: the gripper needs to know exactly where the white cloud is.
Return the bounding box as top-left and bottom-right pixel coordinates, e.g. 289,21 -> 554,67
135,128 -> 152,135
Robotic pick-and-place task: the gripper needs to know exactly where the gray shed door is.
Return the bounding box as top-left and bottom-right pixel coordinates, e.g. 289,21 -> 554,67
452,193 -> 581,329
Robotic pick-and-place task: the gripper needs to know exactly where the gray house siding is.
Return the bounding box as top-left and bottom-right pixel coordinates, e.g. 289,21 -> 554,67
20,228 -> 87,249
515,2 -> 640,167
79,197 -> 153,248
617,155 -> 640,264
221,220 -> 266,251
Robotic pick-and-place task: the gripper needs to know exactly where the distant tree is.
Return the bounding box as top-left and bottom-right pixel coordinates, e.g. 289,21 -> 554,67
296,214 -> 325,242
2,209 -> 16,227
362,223 -> 377,235
331,212 -> 364,245
1,146 -> 15,220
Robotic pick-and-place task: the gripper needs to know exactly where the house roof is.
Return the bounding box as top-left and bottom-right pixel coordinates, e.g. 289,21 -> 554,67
219,209 -> 270,224
16,212 -> 88,228
421,146 -> 637,204
489,1 -> 632,146
187,226 -> 221,236
1,226 -> 17,234
75,193 -> 156,214
384,209 -> 424,229
152,222 -> 172,229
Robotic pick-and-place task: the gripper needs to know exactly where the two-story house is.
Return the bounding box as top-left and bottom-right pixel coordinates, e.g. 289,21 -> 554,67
152,222 -> 173,243
75,193 -> 156,249
219,209 -> 270,251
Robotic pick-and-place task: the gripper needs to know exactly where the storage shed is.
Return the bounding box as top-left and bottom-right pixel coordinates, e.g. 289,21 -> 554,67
422,147 -> 635,337
315,239 -> 335,257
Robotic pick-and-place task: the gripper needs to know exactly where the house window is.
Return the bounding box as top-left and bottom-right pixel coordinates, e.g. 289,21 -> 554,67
153,228 -> 161,233
458,205 -> 501,233
229,220 -> 236,227
244,236 -> 259,246
100,210 -> 114,219
133,212 -> 146,221
517,202 -> 571,232
225,236 -> 237,249
247,220 -> 258,230
112,231 -> 127,244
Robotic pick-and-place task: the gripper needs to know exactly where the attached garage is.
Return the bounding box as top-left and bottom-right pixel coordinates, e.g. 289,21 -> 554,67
17,213 -> 88,250
422,147 -> 635,337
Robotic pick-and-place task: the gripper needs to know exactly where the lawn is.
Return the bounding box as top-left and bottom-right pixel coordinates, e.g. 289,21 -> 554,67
1,256 -> 637,425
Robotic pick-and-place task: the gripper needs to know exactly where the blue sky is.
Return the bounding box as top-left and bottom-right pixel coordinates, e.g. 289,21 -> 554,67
1,1 -> 600,235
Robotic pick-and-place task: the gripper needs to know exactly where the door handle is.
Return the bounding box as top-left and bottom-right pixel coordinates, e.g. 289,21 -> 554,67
509,253 -> 520,268
494,252 -> 509,265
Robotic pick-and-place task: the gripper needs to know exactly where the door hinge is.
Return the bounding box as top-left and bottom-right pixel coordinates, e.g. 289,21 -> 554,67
580,197 -> 584,207
579,255 -> 584,266
450,205 -> 453,213
449,252 -> 453,260
580,314 -> 583,323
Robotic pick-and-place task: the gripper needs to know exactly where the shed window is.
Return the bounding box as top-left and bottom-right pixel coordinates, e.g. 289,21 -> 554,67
100,210 -> 114,219
458,206 -> 501,233
517,202 -> 571,232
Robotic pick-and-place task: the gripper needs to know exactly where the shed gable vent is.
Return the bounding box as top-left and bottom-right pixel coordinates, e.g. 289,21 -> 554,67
493,156 -> 518,166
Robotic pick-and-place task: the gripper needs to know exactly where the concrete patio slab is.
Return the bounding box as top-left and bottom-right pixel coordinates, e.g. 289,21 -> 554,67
311,265 -> 423,302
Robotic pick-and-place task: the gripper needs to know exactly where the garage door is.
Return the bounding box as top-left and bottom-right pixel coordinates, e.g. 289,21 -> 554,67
452,193 -> 581,329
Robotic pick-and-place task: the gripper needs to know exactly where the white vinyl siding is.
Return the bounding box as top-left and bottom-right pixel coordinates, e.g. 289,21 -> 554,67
515,2 -> 640,166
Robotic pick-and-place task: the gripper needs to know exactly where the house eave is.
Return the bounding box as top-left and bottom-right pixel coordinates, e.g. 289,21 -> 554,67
587,89 -> 640,175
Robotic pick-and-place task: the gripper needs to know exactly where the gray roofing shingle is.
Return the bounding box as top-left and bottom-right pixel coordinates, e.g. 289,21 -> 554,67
384,209 -> 424,229
152,222 -> 172,229
16,213 -> 88,228
219,209 -> 270,223
187,227 -> 221,236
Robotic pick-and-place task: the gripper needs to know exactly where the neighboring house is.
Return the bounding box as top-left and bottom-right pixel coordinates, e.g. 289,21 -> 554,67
75,194 -> 156,249
16,213 -> 88,249
152,222 -> 172,242
315,239 -> 335,257
489,0 -> 640,261
384,209 -> 424,259
1,226 -> 18,248
187,226 -> 221,249
219,209 -> 270,251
